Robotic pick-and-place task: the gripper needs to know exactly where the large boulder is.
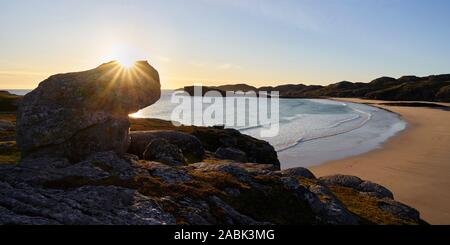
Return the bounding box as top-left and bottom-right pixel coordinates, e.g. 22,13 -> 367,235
280,167 -> 316,179
215,147 -> 248,162
16,61 -> 160,162
319,175 -> 394,199
142,138 -> 186,166
191,127 -> 280,169
129,130 -> 205,163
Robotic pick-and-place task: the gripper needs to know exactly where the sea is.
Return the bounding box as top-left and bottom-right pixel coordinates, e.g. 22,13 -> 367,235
9,89 -> 406,169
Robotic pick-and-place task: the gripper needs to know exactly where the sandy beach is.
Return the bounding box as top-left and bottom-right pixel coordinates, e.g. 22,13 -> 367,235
311,98 -> 450,224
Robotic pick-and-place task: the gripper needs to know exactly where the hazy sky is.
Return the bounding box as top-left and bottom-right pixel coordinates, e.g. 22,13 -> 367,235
1,0 -> 450,89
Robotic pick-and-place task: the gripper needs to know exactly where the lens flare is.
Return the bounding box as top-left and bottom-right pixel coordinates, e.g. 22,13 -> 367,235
117,57 -> 136,69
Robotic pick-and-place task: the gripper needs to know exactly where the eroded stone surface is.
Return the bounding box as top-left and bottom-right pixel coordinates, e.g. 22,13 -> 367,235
17,61 -> 160,161
0,152 -> 425,225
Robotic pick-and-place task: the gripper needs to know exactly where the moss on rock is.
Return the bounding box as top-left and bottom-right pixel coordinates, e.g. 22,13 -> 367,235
329,185 -> 420,225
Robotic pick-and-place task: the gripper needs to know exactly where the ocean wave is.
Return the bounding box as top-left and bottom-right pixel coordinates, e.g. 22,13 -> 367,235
276,106 -> 372,152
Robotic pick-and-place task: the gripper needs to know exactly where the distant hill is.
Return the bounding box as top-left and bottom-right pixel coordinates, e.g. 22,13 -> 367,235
182,83 -> 258,96
0,91 -> 22,112
181,74 -> 450,102
182,86 -> 227,96
216,83 -> 257,92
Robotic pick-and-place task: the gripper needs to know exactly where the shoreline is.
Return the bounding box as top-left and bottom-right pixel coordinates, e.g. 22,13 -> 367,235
278,99 -> 406,169
311,98 -> 450,224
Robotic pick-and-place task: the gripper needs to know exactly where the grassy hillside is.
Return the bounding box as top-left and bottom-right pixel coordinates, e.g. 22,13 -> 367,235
183,74 -> 450,102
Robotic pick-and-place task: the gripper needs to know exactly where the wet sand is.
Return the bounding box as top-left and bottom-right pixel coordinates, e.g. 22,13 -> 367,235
311,98 -> 450,224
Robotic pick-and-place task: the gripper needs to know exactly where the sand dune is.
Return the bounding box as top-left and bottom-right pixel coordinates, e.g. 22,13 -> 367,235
311,98 -> 450,224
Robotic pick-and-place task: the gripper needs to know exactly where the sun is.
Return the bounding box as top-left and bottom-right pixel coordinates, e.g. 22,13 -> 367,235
117,56 -> 137,69
107,45 -> 141,69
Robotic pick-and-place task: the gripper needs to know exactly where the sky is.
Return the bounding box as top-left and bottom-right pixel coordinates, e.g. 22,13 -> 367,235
1,0 -> 450,89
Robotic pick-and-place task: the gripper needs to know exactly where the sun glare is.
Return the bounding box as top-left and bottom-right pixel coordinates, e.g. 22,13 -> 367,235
107,45 -> 141,69
117,57 -> 136,69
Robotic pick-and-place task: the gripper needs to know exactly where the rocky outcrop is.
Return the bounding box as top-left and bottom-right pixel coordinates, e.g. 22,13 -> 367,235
318,175 -> 422,224
280,167 -> 316,179
142,138 -> 186,166
129,130 -> 205,163
191,127 -> 280,169
129,120 -> 280,168
319,175 -> 394,199
0,152 -> 425,225
0,182 -> 174,225
16,61 -> 160,162
215,147 -> 248,162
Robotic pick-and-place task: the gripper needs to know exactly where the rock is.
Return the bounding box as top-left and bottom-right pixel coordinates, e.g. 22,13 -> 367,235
8,151 -> 137,187
319,175 -> 363,188
191,127 -> 280,169
208,196 -> 266,225
358,181 -> 394,199
142,138 -> 186,166
280,167 -> 316,179
306,183 -> 359,225
378,198 -> 420,222
215,147 -> 248,162
191,162 -> 276,179
280,176 -> 358,225
0,152 -> 425,225
128,118 -> 280,168
16,61 -> 161,162
129,130 -> 205,163
0,181 -> 175,225
319,175 -> 394,199
137,161 -> 192,184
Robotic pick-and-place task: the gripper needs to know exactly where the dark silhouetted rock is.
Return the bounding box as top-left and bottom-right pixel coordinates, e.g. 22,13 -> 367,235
280,167 -> 316,179
379,198 -> 420,222
319,175 -> 363,188
129,130 -> 205,163
16,61 -> 161,162
215,147 -> 248,162
358,180 -> 394,199
319,175 -> 394,199
0,182 -> 175,225
191,127 -> 280,169
143,138 -> 186,166
128,118 -> 280,168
